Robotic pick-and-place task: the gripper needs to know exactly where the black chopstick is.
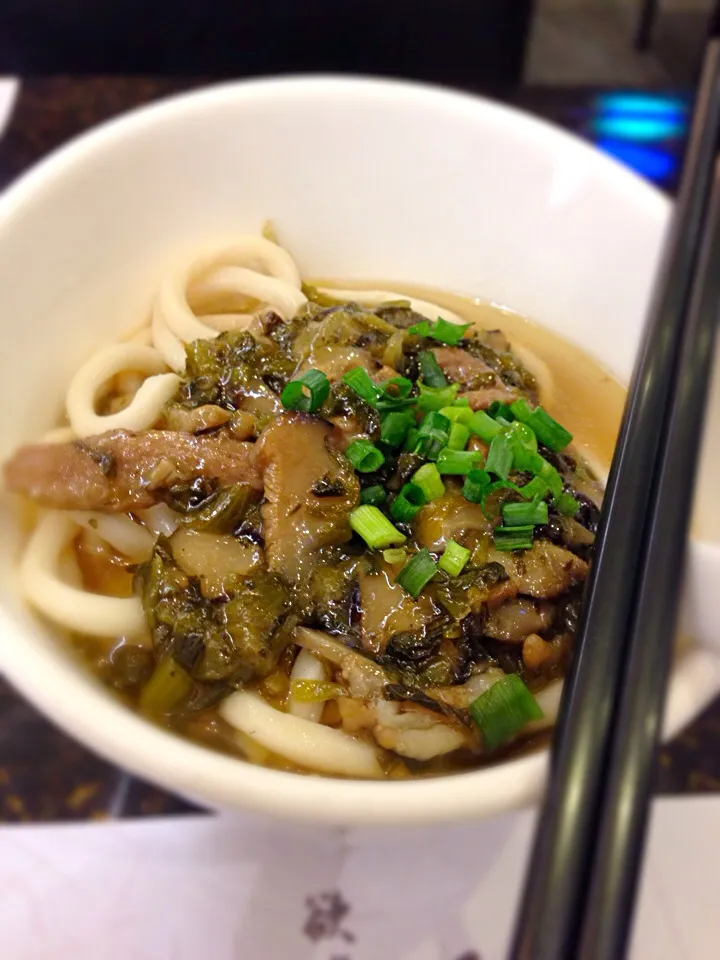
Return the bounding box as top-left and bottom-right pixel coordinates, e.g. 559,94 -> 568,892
509,39 -> 720,960
575,153 -> 720,960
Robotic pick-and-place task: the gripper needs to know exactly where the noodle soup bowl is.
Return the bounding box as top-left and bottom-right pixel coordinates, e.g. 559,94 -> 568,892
0,77 -> 719,824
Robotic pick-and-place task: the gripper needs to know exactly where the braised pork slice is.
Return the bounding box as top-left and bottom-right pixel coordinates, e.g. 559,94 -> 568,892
4,429 -> 262,511
490,540 -> 589,599
433,347 -> 518,409
258,413 -> 360,583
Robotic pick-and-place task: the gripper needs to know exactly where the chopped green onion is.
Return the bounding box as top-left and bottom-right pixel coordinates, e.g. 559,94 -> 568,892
280,369 -> 330,412
390,482 -> 426,523
519,477 -> 549,502
440,405 -> 474,425
506,421 -> 542,472
349,505 -> 406,548
409,317 -> 472,346
359,484 -> 387,506
493,525 -> 535,552
462,468 -> 492,503
468,410 -> 503,443
378,376 -> 413,401
436,448 -> 484,475
415,410 -> 451,460
412,463 -> 445,502
485,434 -> 513,480
345,439 -> 385,473
380,411 -> 415,448
439,539 -> 471,576
417,382 -> 459,412
453,396 -> 470,407
557,492 -> 580,516
395,548 -> 438,598
468,674 -> 543,751
447,422 -> 471,451
403,426 -> 420,452
343,367 -> 381,406
291,678 -> 345,703
509,398 -> 532,422
510,398 -> 573,451
538,459 -> 564,500
140,657 -> 192,714
487,401 -> 515,422
383,547 -> 408,565
418,350 -> 448,388
502,500 -> 548,527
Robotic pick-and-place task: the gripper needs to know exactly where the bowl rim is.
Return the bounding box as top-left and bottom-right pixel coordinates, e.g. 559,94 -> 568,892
1,75 -> 716,824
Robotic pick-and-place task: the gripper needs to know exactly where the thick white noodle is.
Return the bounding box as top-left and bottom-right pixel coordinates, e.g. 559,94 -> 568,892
288,649 -> 328,722
316,287 -> 466,326
151,237 -> 306,371
192,265 -> 306,321
220,691 -> 383,778
66,343 -> 180,438
70,511 -> 156,562
19,512 -> 146,638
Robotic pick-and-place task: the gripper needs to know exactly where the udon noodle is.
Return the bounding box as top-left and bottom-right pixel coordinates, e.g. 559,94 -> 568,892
4,229 -> 619,779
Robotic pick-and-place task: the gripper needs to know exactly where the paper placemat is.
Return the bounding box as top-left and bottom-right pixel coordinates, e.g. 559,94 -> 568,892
1,795 -> 717,959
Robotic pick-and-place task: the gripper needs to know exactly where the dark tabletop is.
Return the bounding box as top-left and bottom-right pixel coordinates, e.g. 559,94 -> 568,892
0,77 -> 718,822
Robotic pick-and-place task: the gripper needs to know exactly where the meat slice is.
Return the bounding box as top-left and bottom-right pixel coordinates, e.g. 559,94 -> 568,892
433,347 -> 518,409
4,429 -> 262,512
484,598 -> 554,643
489,540 -> 589,599
258,413 -> 360,583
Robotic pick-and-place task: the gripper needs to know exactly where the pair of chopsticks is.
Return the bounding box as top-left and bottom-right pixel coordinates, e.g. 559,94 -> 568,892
509,41 -> 720,960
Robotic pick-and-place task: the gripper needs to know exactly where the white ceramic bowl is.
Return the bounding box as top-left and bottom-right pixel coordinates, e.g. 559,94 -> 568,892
1,77 -> 719,824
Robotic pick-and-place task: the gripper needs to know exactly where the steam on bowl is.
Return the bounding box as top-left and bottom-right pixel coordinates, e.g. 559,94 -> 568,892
0,76 -> 718,824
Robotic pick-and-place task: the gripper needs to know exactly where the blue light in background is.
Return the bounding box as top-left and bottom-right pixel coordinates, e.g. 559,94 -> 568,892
594,138 -> 677,182
591,114 -> 685,142
594,93 -> 689,118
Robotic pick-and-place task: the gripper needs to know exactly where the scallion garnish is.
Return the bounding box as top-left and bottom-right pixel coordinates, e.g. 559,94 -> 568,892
382,547 -> 408,565
468,409 -> 503,443
342,367 -> 381,406
403,426 -> 420,452
447,422 -> 471,451
439,539 -> 471,576
412,462 -> 445,502
453,396 -> 471,407
395,548 -> 438,598
390,482 -> 426,523
415,410 -> 451,460
345,439 -> 385,473
440,405 -> 474,425
349,505 -> 406,549
436,448 -> 484,475
380,411 -> 415,448
487,400 -> 515,422
485,434 -> 513,480
462,468 -> 492,503
417,382 -> 459,412
468,674 -> 543,751
418,350 -> 448,388
518,476 -> 549,501
493,525 -> 535,552
359,484 -> 387,506
557,492 -> 581,516
510,398 -> 573,451
409,317 -> 472,346
538,459 -> 564,500
280,369 -> 330,412
378,376 -> 413,401
502,500 -> 549,527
